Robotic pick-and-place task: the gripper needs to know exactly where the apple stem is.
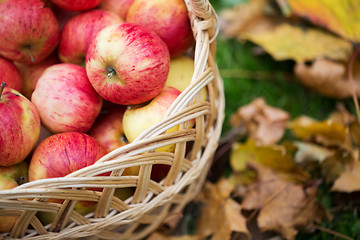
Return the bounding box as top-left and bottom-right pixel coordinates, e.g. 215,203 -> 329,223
106,67 -> 116,79
0,82 -> 6,100
24,45 -> 36,63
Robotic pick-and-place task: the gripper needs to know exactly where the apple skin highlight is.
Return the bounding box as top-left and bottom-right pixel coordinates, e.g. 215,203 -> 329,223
85,23 -> 170,105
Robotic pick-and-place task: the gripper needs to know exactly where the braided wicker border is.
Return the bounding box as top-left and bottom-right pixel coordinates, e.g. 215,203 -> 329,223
0,0 -> 225,239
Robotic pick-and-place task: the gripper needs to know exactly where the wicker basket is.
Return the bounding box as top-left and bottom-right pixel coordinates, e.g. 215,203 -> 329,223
0,0 -> 224,239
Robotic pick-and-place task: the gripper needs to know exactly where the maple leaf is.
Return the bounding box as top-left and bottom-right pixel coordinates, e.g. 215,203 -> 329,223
230,98 -> 290,145
242,163 -> 323,240
196,179 -> 250,240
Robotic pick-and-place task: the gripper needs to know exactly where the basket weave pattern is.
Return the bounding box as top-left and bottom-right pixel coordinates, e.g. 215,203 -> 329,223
0,0 -> 225,239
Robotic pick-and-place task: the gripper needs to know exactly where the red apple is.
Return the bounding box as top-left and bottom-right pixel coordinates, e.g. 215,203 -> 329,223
14,53 -> 60,99
31,63 -> 103,133
0,83 -> 41,166
99,0 -> 135,19
126,0 -> 194,58
0,161 -> 28,232
88,105 -> 140,176
51,0 -> 104,11
29,132 -> 107,181
58,9 -> 123,65
85,22 -> 170,105
0,57 -> 23,93
88,105 -> 128,153
0,0 -> 60,64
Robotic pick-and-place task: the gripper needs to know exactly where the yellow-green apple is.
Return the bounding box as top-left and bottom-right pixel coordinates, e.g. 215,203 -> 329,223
88,105 -> 139,176
123,86 -> 181,146
0,83 -> 40,166
165,55 -> 194,92
99,0 -> 134,19
85,22 -> 170,105
0,161 -> 28,232
0,0 -> 60,64
14,53 -> 60,99
0,57 -> 23,93
126,0 -> 194,58
165,55 -> 207,101
58,9 -> 123,65
51,0 -> 103,11
122,86 -> 182,181
31,63 -> 103,133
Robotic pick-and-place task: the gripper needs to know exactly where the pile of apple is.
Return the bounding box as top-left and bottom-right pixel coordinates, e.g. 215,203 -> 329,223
0,0 -> 199,232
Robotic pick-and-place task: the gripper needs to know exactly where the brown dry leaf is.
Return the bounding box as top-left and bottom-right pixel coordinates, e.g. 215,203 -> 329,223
244,23 -> 352,63
242,163 -> 322,240
288,115 -> 347,146
230,98 -> 290,145
293,141 -> 334,164
146,232 -> 201,240
295,58 -> 360,99
332,161 -> 360,193
285,0 -> 360,43
220,0 -> 280,39
196,179 -> 250,240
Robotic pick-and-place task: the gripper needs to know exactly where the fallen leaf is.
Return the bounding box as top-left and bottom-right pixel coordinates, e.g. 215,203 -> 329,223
321,149 -> 355,184
285,0 -> 360,42
220,0 -> 279,39
332,161 -> 360,193
295,58 -> 360,99
230,98 -> 290,145
196,179 -> 250,240
293,141 -> 334,164
288,115 -> 347,146
242,163 -> 322,240
244,23 -> 352,63
230,140 -> 309,182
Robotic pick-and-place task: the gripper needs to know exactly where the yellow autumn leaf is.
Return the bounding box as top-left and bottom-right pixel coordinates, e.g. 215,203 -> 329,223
244,23 -> 352,63
230,139 -> 298,173
286,0 -> 360,42
288,115 -> 347,145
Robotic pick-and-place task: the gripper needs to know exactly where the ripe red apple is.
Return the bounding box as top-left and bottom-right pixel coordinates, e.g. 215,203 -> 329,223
0,161 -> 28,232
88,105 -> 139,176
88,105 -> 128,153
85,22 -> 170,105
58,9 -> 123,65
0,83 -> 41,166
31,63 -> 103,133
126,0 -> 194,58
51,0 -> 103,11
99,0 -> 135,19
29,132 -> 107,181
0,57 -> 23,93
14,53 -> 60,99
0,0 -> 60,64
122,86 -> 181,151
